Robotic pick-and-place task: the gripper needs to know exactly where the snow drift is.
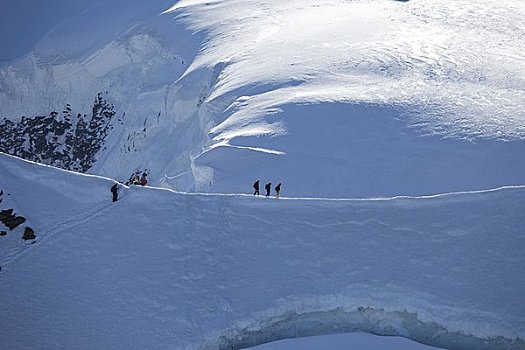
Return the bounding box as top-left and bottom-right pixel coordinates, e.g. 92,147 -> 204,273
0,153 -> 524,349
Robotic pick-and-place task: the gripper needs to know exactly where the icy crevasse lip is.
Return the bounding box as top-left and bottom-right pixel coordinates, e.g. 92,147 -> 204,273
213,307 -> 523,350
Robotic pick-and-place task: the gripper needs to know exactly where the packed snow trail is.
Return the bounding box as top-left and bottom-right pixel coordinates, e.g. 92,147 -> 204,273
0,188 -> 129,269
0,153 -> 524,350
0,153 -> 133,268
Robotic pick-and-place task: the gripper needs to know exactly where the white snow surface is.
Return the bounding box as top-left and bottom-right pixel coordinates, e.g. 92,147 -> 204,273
1,0 -> 524,197
247,332 -> 445,350
167,0 -> 525,138
2,1 -> 525,349
0,153 -> 524,350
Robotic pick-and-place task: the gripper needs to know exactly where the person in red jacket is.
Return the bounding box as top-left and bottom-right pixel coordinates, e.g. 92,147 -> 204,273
140,174 -> 148,186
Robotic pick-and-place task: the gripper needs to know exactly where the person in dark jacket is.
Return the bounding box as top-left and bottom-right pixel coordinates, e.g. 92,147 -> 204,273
111,184 -> 119,202
264,182 -> 271,197
253,180 -> 260,195
275,183 -> 281,198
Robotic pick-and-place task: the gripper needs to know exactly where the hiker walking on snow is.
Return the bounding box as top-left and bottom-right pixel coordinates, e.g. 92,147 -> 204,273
275,183 -> 281,198
253,180 -> 260,195
111,183 -> 119,202
265,182 -> 271,197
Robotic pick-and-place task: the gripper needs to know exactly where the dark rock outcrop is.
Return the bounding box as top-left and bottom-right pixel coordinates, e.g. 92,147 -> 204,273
0,93 -> 117,172
0,208 -> 26,230
22,227 -> 36,240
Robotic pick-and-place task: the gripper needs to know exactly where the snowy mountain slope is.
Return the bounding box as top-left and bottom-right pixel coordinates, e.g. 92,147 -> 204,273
0,188 -> 36,262
167,0 -> 525,139
0,154 -> 120,269
0,94 -> 117,172
0,153 -> 524,350
1,0 -> 524,198
195,102 -> 525,198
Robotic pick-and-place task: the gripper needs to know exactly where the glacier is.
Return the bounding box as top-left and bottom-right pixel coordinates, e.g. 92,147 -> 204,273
0,153 -> 524,349
0,0 -> 524,196
1,0 -> 525,349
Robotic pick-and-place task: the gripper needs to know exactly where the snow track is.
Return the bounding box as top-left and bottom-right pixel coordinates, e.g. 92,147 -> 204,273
0,154 -> 524,350
0,153 -> 129,267
0,189 -> 128,269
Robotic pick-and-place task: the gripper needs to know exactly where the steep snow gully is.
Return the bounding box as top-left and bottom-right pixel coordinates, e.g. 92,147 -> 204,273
0,153 -> 524,350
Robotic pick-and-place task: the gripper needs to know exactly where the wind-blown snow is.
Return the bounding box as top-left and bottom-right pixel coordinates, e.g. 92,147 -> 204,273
0,153 -> 524,349
165,0 -> 525,140
1,0 -> 524,197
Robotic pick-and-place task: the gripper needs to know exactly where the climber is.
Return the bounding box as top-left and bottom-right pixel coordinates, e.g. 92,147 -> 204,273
275,183 -> 281,198
110,183 -> 119,202
140,174 -> 148,186
265,182 -> 271,197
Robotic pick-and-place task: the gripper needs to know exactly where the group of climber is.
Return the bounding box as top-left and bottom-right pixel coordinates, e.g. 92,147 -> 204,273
111,174 -> 283,203
110,170 -> 149,202
127,170 -> 148,187
253,180 -> 282,198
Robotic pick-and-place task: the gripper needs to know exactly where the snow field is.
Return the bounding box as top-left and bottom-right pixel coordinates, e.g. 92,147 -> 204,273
195,102 -> 525,198
167,0 -> 525,139
0,1 -> 524,348
0,153 -> 524,349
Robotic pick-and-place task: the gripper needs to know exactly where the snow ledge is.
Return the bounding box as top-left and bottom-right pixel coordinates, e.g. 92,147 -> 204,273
213,307 -> 524,350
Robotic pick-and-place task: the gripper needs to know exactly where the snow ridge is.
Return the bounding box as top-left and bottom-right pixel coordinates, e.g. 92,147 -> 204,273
0,153 -> 524,350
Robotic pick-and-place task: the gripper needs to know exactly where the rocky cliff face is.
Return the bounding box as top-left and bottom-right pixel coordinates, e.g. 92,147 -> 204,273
0,93 -> 116,172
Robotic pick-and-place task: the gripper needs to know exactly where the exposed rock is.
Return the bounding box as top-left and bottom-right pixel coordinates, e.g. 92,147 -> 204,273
0,208 -> 13,220
0,231 -> 7,236
22,227 -> 36,241
8,216 -> 26,230
0,93 -> 117,172
0,208 -> 27,230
